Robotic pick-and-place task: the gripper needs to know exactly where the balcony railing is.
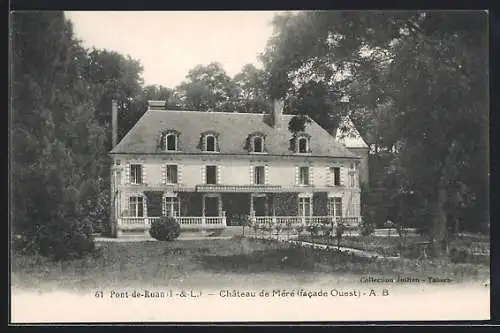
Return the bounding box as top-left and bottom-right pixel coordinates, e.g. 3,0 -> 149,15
116,213 -> 360,236
117,212 -> 227,233
249,215 -> 361,227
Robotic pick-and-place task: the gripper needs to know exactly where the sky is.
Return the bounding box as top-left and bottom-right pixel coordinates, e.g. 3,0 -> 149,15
65,11 -> 285,88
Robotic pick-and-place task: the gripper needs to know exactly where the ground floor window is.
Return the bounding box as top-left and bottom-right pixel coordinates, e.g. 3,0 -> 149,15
204,195 -> 220,217
251,194 -> 268,216
327,197 -> 342,216
164,196 -> 180,217
129,196 -> 144,217
298,196 -> 312,216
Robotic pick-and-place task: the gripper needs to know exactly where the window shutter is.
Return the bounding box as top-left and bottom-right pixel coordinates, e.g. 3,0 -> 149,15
127,194 -> 132,216
264,165 -> 269,185
161,193 -> 166,216
217,165 -> 221,184
178,164 -> 183,184
295,166 -> 299,185
125,162 -> 130,184
249,165 -> 254,185
326,167 -> 332,186
161,164 -> 166,184
201,166 -> 206,184
309,166 -> 314,185
340,167 -> 346,186
143,194 -> 148,217
142,164 -> 147,185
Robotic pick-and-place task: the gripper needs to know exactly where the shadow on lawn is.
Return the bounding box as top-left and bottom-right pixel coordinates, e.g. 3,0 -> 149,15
194,245 -> 375,274
195,248 -> 316,273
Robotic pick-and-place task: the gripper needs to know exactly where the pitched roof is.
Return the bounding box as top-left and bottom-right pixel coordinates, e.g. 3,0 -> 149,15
335,116 -> 369,149
110,109 -> 359,158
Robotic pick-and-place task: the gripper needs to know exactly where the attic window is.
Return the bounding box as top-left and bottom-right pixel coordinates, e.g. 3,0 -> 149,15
166,133 -> 177,151
206,135 -> 216,152
298,138 -> 308,153
199,131 -> 220,153
160,130 -> 180,152
253,137 -> 263,153
246,132 -> 266,154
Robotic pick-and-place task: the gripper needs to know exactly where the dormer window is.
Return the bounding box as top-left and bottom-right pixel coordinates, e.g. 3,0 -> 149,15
293,133 -> 311,154
298,137 -> 308,153
246,131 -> 266,153
200,131 -> 220,152
166,133 -> 177,151
160,129 -> 180,152
206,135 -> 216,152
253,137 -> 264,153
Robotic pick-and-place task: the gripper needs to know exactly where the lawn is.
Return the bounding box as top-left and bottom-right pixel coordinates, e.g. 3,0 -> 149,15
11,236 -> 489,293
297,233 -> 490,262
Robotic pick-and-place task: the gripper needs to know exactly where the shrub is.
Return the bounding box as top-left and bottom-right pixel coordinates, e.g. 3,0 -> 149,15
449,247 -> 472,263
320,223 -> 333,237
360,220 -> 376,236
334,223 -> 346,249
149,216 -> 181,241
306,224 -> 320,237
13,215 -> 97,261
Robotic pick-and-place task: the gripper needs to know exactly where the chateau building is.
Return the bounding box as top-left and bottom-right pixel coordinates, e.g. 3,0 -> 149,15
109,99 -> 369,237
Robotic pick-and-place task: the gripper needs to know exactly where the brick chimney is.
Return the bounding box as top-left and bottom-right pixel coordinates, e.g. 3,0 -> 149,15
272,99 -> 284,128
111,99 -> 118,148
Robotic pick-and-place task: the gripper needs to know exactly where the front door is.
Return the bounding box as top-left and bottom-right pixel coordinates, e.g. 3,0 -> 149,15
205,196 -> 219,217
253,196 -> 267,216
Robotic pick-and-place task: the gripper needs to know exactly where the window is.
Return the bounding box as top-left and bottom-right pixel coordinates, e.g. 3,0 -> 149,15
166,133 -> 177,151
206,135 -> 216,152
253,136 -> 264,153
299,166 -> 310,185
331,167 -> 341,186
328,197 -> 342,217
298,197 -> 312,216
166,164 -> 178,184
164,196 -> 180,217
129,196 -> 144,217
254,166 -> 265,185
206,165 -> 217,185
298,137 -> 308,153
130,164 -> 142,184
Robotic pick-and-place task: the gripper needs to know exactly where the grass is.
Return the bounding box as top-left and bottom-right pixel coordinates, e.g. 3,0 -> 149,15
11,237 -> 489,293
297,233 -> 490,260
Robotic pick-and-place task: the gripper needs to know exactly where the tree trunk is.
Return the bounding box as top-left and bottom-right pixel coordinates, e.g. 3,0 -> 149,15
431,140 -> 460,258
431,176 -> 448,258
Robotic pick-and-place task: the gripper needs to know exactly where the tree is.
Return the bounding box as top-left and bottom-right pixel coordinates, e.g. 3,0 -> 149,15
81,48 -> 144,143
11,12 -> 108,259
121,84 -> 177,140
233,64 -> 270,113
262,11 -> 489,257
176,62 -> 238,111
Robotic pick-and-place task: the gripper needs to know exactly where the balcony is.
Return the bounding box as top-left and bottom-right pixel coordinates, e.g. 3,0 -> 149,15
195,184 -> 282,193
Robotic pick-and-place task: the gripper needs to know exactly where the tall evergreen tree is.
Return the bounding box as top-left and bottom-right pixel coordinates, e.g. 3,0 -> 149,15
11,12 -> 108,259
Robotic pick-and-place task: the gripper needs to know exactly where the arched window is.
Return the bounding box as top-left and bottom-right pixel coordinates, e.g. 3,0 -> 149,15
298,137 -> 308,153
206,135 -> 216,152
253,136 -> 263,153
166,133 -> 177,151
160,129 -> 180,152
